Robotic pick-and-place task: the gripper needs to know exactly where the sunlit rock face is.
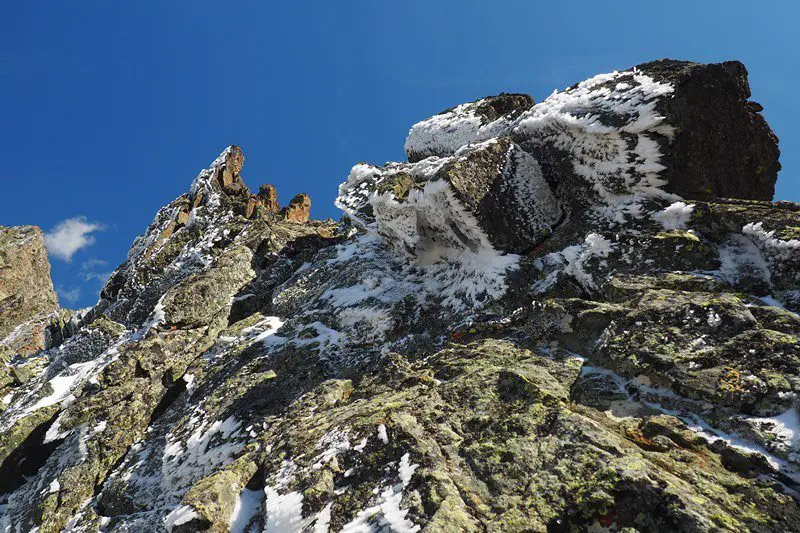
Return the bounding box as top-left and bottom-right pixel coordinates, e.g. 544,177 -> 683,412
1,60 -> 800,533
0,226 -> 59,357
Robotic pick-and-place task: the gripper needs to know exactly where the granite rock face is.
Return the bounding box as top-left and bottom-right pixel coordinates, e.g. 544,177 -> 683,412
1,60 -> 799,533
0,226 -> 59,356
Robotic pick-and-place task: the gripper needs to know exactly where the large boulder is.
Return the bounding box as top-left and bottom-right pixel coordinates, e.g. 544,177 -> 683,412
405,59 -> 780,207
341,137 -> 561,255
638,59 -> 780,201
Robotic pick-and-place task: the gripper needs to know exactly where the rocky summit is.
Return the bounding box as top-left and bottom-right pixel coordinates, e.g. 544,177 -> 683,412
1,59 -> 800,533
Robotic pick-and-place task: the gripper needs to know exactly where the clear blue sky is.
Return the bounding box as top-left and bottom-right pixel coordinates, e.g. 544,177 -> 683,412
2,1 -> 798,308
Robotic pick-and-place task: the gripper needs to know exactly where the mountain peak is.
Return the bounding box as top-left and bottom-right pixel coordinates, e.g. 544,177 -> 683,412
1,60 -> 799,532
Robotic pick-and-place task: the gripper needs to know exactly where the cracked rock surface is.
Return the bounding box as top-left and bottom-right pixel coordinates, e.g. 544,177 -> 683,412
1,59 -> 799,532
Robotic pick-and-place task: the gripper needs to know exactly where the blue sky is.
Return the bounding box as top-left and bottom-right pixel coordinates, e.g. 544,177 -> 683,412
2,1 -> 798,308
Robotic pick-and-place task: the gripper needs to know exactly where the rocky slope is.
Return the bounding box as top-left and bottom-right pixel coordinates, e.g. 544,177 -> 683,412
1,59 -> 799,532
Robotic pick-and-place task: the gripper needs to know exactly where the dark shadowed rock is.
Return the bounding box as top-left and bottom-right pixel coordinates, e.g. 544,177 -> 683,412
637,59 -> 780,201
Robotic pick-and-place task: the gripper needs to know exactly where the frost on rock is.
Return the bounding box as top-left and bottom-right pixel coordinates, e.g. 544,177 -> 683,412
514,70 -> 679,223
340,138 -> 561,255
653,201 -> 695,230
404,68 -> 679,225
404,93 -> 534,162
742,222 -> 800,290
535,233 -> 616,293
2,60 -> 800,532
717,233 -> 773,290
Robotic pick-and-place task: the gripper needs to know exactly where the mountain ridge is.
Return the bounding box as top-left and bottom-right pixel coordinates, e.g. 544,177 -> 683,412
1,58 -> 800,532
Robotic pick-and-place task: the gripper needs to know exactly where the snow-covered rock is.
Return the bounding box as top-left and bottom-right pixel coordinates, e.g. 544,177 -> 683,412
1,59 -> 799,532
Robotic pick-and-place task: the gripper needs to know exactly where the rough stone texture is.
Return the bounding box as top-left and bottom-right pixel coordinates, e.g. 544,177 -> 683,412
284,193 -> 311,223
340,138 -> 562,255
216,145 -> 248,196
1,60 -> 799,532
0,226 -> 59,356
638,59 -> 781,201
257,184 -> 281,213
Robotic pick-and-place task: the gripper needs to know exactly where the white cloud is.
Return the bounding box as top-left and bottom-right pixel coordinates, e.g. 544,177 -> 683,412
57,286 -> 81,305
44,217 -> 104,262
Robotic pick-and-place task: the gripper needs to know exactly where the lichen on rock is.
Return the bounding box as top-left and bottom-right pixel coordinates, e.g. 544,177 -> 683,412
1,59 -> 799,532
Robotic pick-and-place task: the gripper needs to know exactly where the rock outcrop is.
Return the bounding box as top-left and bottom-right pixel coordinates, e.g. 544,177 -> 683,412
0,59 -> 799,533
0,226 -> 59,356
284,193 -> 311,224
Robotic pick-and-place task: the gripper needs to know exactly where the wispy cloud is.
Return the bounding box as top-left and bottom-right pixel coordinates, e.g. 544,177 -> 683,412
81,258 -> 108,270
79,257 -> 112,284
80,270 -> 113,283
57,286 -> 81,305
44,217 -> 104,262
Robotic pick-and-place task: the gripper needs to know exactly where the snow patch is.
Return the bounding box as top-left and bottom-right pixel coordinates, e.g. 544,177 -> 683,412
164,504 -> 199,531
230,487 -> 265,533
263,488 -> 304,533
377,424 -> 388,444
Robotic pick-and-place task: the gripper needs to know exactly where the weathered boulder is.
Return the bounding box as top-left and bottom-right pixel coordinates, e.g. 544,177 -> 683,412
405,59 -> 780,211
341,137 -> 561,255
405,93 -> 535,163
638,59 -> 780,201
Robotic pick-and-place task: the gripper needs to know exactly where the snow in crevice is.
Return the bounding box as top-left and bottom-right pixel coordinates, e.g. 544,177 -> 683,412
0,328 -> 129,434
164,504 -> 200,531
580,364 -> 800,483
161,414 -> 244,498
716,233 -> 773,288
263,488 -> 304,533
338,452 -> 421,533
230,487 -> 265,533
312,428 -> 352,470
